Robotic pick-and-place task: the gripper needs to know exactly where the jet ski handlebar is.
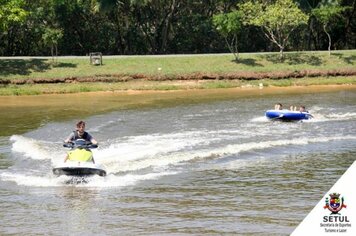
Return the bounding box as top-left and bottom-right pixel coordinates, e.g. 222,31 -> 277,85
63,141 -> 98,149
63,143 -> 73,148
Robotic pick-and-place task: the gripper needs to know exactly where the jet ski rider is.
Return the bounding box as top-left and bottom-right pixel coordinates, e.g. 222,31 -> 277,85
63,120 -> 98,163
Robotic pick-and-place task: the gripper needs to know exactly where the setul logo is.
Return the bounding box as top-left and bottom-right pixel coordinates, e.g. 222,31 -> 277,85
321,193 -> 351,233
324,193 -> 347,214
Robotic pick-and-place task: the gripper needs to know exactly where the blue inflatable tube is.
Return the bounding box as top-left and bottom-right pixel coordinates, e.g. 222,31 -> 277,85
265,110 -> 312,121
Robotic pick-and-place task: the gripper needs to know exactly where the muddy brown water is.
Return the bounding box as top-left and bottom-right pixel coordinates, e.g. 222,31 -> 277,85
0,85 -> 355,235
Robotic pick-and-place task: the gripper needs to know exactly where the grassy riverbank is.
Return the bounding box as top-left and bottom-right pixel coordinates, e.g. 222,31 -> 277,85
0,50 -> 355,95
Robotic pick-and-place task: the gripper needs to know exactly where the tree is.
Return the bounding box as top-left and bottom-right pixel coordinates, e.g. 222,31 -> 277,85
95,0 -> 151,54
312,0 -> 347,55
42,27 -> 63,62
132,0 -> 179,54
0,0 -> 27,31
0,0 -> 27,55
213,11 -> 242,61
239,0 -> 309,59
0,0 -> 354,56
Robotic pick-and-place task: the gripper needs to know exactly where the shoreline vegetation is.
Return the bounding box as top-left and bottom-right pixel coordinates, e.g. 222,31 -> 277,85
0,51 -> 355,96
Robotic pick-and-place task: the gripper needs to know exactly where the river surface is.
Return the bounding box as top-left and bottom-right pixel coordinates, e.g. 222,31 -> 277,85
0,87 -> 355,235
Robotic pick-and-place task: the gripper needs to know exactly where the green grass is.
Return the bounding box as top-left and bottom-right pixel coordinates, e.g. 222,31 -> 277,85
0,76 -> 355,96
0,50 -> 355,80
0,50 -> 355,95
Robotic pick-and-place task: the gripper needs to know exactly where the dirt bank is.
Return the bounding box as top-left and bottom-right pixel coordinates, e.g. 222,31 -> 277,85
1,84 -> 355,108
1,68 -> 355,85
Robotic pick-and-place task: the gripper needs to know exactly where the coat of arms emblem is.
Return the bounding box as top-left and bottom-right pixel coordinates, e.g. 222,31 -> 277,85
324,193 -> 346,214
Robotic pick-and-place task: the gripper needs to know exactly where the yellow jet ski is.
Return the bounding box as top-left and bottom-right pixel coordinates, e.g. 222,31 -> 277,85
52,139 -> 106,177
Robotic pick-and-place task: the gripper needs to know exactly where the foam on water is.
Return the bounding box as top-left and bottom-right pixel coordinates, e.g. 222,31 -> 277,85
96,131 -> 220,168
3,111 -> 356,188
250,107 -> 356,123
0,171 -> 178,188
87,119 -> 119,133
84,171 -> 178,188
10,135 -> 56,160
326,112 -> 356,120
0,172 -> 62,187
251,116 -> 270,122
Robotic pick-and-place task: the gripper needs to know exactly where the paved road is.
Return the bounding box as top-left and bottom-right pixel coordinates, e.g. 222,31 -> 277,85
0,50 -> 341,60
0,53 -> 235,60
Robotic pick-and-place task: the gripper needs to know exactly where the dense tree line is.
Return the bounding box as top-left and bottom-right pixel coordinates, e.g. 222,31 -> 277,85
0,0 -> 355,56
